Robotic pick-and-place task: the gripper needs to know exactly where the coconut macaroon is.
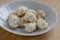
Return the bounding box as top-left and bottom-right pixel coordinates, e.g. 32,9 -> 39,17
37,17 -> 48,30
28,9 -> 37,16
37,10 -> 46,19
19,17 -> 30,28
16,6 -> 28,17
8,14 -> 20,29
24,23 -> 36,32
23,12 -> 37,23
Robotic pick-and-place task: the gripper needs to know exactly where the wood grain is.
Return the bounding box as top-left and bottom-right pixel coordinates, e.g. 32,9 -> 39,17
0,0 -> 60,40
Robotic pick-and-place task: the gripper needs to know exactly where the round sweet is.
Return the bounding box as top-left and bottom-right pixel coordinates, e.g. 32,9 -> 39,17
23,12 -> 37,23
37,10 -> 46,19
28,9 -> 37,16
24,23 -> 36,32
37,17 -> 48,30
8,14 -> 20,29
16,6 -> 28,17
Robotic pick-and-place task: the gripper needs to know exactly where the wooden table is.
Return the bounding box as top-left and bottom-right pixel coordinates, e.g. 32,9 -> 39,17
0,0 -> 60,40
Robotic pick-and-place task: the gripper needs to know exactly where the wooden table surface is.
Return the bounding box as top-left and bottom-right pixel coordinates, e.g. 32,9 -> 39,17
0,0 -> 60,40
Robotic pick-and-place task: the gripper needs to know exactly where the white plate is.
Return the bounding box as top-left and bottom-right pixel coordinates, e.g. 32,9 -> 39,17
0,1 -> 58,36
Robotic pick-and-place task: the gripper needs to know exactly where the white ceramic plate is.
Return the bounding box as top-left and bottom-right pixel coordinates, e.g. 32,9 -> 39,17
0,1 -> 58,36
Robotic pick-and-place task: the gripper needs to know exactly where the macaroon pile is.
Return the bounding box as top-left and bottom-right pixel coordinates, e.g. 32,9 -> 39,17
7,6 -> 48,32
